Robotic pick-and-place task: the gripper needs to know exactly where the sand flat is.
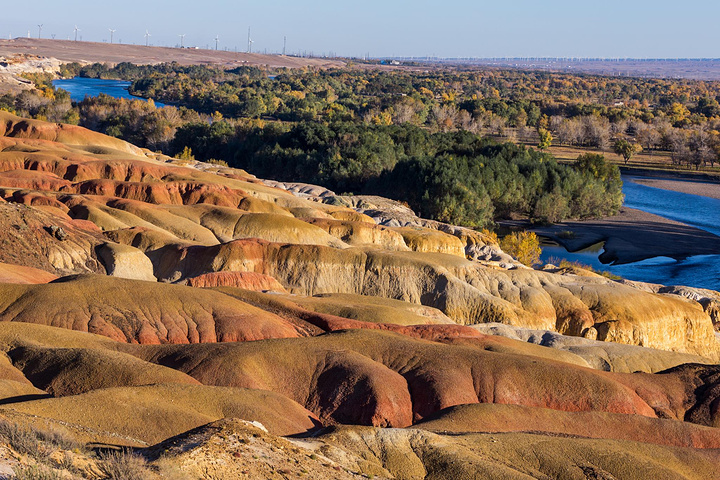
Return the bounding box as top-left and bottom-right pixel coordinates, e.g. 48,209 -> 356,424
632,177 -> 720,200
531,207 -> 720,264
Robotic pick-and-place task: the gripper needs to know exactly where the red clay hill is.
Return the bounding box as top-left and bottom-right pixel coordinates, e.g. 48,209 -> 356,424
0,112 -> 718,478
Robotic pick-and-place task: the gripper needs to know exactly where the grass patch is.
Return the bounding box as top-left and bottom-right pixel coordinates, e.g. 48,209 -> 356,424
556,230 -> 576,240
12,465 -> 63,480
553,258 -> 623,281
0,419 -> 81,461
99,450 -> 151,480
206,158 -> 229,167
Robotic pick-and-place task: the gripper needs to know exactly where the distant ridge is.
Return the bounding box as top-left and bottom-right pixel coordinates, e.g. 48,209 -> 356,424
0,38 -> 346,69
387,56 -> 720,80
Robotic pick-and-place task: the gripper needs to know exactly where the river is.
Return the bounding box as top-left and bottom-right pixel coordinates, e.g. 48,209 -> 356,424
541,175 -> 720,290
52,77 -> 165,106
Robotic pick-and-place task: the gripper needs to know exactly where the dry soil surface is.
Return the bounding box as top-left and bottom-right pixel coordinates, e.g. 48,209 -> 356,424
0,38 -> 345,68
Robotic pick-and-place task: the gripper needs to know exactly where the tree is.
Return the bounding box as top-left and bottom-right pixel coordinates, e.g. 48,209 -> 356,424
613,139 -> 642,164
537,128 -> 552,150
430,104 -> 458,132
178,146 -> 195,160
636,125 -> 660,155
533,191 -> 570,224
500,231 -> 541,267
583,116 -> 611,150
557,118 -> 582,145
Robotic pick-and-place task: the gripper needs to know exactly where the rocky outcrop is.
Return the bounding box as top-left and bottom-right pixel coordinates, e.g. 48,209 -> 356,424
416,402 -> 720,449
310,426 -> 720,480
186,271 -> 286,292
0,112 -> 144,156
0,313 -> 717,479
135,328 -> 713,426
395,226 -> 466,257
7,343 -> 199,396
473,322 -> 711,373
145,419 -> 366,480
6,384 -> 319,443
6,113 -> 713,360
303,217 -> 409,250
97,242 -> 156,281
0,203 -> 105,276
0,262 -> 57,284
148,238 -> 719,359
0,275 -> 308,343
657,285 -> 720,331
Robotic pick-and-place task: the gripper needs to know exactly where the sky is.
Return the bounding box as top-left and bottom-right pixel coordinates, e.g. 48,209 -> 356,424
3,0 -> 720,59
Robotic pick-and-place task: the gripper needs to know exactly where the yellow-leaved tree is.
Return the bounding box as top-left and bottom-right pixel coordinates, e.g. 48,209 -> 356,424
500,231 -> 541,267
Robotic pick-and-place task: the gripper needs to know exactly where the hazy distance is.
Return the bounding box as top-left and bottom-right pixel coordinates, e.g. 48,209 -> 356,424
3,0 -> 719,59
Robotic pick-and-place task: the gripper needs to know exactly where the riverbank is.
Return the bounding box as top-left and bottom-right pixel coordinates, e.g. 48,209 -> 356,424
630,177 -> 720,200
523,207 -> 720,265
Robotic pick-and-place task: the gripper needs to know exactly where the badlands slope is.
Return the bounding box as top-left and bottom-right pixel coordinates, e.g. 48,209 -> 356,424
0,111 -> 719,477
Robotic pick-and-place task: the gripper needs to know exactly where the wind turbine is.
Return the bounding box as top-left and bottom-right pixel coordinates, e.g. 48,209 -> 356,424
283,36 -> 286,55
37,24 -> 43,39
73,26 -> 80,42
214,35 -> 219,50
109,29 -> 116,44
145,30 -> 151,46
247,27 -> 253,53
178,34 -> 185,48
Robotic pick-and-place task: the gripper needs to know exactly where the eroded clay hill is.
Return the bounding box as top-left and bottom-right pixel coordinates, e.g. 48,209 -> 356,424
0,112 -> 719,478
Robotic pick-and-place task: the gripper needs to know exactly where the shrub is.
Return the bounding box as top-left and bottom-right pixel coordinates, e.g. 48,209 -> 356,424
556,230 -> 576,239
0,420 -> 81,461
178,146 -> 195,161
0,421 -> 42,457
500,231 -> 541,267
13,465 -> 62,480
100,450 -> 150,480
557,259 -> 622,280
206,158 -> 229,167
480,228 -> 499,245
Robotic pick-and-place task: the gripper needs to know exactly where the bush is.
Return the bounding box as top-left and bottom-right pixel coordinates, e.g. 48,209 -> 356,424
480,228 -> 499,245
533,191 -> 570,224
0,420 -> 80,461
12,465 -> 62,480
556,259 -> 622,281
206,158 -> 229,167
500,231 -> 541,267
100,451 -> 150,480
556,230 -> 576,239
0,421 -> 42,457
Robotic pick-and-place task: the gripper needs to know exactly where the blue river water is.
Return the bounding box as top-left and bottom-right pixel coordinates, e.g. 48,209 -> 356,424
52,77 -> 165,106
541,175 -> 720,290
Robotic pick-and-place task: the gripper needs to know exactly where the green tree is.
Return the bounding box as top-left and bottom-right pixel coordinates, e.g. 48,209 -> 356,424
537,128 -> 552,150
613,139 -> 642,164
178,146 -> 195,160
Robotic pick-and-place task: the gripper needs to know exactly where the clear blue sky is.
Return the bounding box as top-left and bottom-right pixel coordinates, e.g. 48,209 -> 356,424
3,0 -> 719,58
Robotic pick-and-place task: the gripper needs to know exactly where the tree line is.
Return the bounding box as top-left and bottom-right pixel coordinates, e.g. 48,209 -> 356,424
1,63 -> 640,228
47,62 -> 720,170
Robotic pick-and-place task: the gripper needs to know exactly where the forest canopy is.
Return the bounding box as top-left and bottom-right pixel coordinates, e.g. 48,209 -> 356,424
1,62 -> 651,227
